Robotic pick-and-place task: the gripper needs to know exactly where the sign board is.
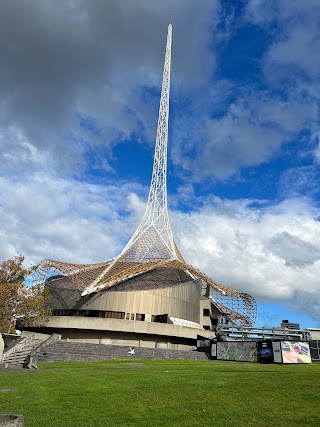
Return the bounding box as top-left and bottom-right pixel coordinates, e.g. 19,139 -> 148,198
281,341 -> 311,364
217,341 -> 257,362
257,340 -> 273,363
211,343 -> 217,358
272,341 -> 282,363
197,339 -> 210,348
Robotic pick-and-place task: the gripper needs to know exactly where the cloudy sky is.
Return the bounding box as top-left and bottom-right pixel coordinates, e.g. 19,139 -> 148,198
1,0 -> 320,328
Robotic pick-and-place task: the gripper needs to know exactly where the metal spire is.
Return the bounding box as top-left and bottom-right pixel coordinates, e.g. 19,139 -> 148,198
120,23 -> 177,262
80,23 -> 180,296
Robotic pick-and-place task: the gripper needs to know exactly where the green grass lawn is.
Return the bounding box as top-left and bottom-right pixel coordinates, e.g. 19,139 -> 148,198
0,359 -> 319,427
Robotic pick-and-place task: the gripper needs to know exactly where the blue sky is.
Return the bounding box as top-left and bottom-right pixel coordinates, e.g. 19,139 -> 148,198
1,0 -> 320,328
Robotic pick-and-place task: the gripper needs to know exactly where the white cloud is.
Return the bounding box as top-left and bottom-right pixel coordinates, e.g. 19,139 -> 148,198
0,0 -> 219,176
312,132 -> 320,164
245,1 -> 320,85
267,231 -> 320,267
2,171 -> 320,322
264,25 -> 320,83
173,90 -> 318,181
171,195 -> 320,321
0,173 -> 144,265
245,0 -> 320,28
278,165 -> 320,199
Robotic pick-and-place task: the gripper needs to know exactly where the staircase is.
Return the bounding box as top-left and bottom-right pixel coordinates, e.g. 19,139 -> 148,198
2,333 -> 55,369
36,341 -> 210,363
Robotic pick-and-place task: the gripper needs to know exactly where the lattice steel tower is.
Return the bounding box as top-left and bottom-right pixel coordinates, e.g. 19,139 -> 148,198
120,23 -> 178,263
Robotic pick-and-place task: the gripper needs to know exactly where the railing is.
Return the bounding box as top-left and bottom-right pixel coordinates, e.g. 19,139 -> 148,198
1,335 -> 23,361
2,332 -> 60,366
2,333 -> 37,362
25,333 -> 61,368
216,324 -> 311,342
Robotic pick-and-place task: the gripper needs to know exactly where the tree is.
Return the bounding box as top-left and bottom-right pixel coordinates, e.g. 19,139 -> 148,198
0,255 -> 51,334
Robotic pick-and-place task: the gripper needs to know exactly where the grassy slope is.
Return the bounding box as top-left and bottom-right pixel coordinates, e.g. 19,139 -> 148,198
0,359 -> 319,427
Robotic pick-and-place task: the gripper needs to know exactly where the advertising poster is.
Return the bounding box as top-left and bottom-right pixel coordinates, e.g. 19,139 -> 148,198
281,341 -> 312,364
217,341 -> 257,362
257,340 -> 273,363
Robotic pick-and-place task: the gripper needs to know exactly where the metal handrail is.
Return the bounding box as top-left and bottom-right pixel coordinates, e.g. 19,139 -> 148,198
216,323 -> 311,342
2,333 -> 37,361
25,333 -> 61,369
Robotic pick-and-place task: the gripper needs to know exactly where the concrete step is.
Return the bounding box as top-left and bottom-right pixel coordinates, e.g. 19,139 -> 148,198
36,341 -> 209,363
3,337 -> 50,366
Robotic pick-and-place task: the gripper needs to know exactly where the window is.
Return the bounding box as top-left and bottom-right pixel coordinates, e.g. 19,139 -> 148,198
53,309 -> 125,319
203,308 -> 210,317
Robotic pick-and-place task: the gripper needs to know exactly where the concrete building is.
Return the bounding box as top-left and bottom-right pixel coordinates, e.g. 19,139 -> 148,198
29,23 -> 256,350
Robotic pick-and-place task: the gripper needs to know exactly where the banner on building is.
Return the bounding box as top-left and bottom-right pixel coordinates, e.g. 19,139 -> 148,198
217,341 -> 257,362
281,341 -> 311,364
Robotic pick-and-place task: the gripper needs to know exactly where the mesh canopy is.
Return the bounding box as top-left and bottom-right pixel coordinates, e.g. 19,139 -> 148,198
34,257 -> 256,326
